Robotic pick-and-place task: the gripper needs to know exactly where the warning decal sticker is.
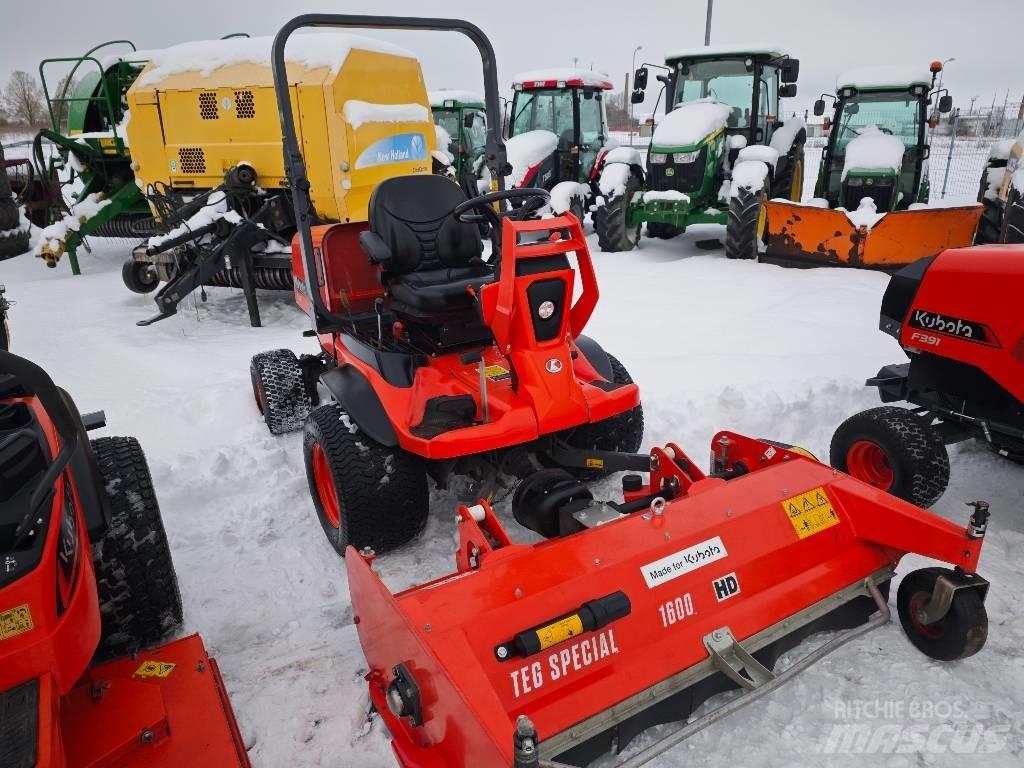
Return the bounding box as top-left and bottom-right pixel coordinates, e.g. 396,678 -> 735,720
134,660 -> 177,678
782,486 -> 841,539
0,604 -> 33,641
484,364 -> 511,381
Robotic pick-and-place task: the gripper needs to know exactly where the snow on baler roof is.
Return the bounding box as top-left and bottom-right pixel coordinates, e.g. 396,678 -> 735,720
836,66 -> 932,91
664,42 -> 789,62
428,89 -> 484,108
512,68 -> 614,90
134,32 -> 417,87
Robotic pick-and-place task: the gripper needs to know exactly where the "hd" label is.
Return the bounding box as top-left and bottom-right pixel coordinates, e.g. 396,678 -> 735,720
712,572 -> 741,602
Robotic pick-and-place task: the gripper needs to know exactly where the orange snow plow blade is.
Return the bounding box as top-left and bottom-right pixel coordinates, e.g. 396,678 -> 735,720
764,200 -> 983,269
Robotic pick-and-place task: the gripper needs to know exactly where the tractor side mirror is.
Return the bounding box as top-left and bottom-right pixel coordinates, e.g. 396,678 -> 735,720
938,95 -> 953,113
634,66 -> 649,91
463,112 -> 476,128
631,89 -> 645,104
813,99 -> 826,116
781,58 -> 800,83
780,83 -> 797,99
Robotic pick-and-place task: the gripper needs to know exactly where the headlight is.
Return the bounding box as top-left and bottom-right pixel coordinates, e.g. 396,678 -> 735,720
674,151 -> 699,163
847,177 -> 863,186
648,153 -> 668,164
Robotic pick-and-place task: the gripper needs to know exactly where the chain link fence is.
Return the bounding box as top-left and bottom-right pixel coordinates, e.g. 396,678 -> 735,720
929,103 -> 1022,202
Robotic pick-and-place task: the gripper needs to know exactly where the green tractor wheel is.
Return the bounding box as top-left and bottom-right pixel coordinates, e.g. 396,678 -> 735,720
773,143 -> 805,202
594,174 -> 641,252
725,186 -> 768,260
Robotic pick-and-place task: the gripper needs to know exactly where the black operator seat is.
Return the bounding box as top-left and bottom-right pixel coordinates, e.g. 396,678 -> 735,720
359,175 -> 492,316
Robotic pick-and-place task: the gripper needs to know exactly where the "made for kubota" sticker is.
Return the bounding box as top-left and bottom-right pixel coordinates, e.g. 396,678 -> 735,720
782,486 -> 841,539
640,536 -> 728,588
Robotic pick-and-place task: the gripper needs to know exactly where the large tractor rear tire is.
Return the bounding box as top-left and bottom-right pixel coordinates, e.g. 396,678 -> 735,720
830,406 -> 950,508
1001,186 -> 1024,244
91,436 -> 183,658
0,230 -> 30,261
564,354 -> 644,475
250,349 -> 312,435
303,403 -> 428,556
725,185 -> 767,260
594,175 -> 641,252
772,142 -> 806,202
646,221 -> 684,239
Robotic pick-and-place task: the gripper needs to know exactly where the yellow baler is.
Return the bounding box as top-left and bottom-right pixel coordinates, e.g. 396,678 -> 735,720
123,33 -> 437,326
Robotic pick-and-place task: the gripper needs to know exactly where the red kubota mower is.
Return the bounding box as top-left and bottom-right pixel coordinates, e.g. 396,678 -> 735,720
831,244 -> 1024,507
0,350 -> 250,767
251,16 -> 643,556
350,431 -> 992,767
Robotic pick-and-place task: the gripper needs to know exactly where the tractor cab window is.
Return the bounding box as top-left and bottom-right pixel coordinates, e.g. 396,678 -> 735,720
464,109 -> 487,159
511,89 -> 575,149
673,58 -> 754,129
578,90 -> 605,148
834,93 -> 921,155
433,110 -> 459,153
760,66 -> 778,119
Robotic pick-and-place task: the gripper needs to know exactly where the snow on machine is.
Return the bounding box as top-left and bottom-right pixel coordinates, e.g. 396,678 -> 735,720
595,45 -> 805,255
761,63 -> 982,269
0,350 -> 250,766
832,244 -> 1024,507
976,129 -> 1024,244
249,15 -> 642,557
353,431 -> 992,766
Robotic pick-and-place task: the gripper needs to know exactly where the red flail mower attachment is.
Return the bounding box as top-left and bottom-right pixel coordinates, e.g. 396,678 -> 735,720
348,433 -> 990,767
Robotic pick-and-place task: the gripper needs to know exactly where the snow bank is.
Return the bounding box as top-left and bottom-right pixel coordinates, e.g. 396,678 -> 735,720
549,181 -> 588,214
769,116 -> 805,155
603,147 -> 642,166
652,99 -> 732,148
34,194 -> 111,255
513,67 -> 612,88
428,89 -> 484,106
148,191 -> 242,249
342,100 -> 429,130
505,130 -> 557,188
842,125 -> 905,180
729,160 -> 769,198
643,190 -> 690,204
136,33 -> 415,87
841,197 -> 886,229
738,145 -> 779,169
598,163 -> 632,199
837,66 -> 931,90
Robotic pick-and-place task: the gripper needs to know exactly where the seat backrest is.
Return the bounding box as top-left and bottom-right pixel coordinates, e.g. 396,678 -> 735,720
368,175 -> 483,277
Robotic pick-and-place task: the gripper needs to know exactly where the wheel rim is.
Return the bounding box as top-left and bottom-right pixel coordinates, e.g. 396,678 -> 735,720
790,158 -> 804,201
253,379 -> 265,413
311,442 -> 341,528
908,591 -> 946,640
846,440 -> 894,490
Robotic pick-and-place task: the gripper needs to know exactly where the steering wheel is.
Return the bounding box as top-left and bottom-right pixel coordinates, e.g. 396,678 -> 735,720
452,188 -> 551,229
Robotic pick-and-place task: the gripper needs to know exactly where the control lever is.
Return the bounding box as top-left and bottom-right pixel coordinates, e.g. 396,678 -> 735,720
460,348 -> 489,424
374,298 -> 384,348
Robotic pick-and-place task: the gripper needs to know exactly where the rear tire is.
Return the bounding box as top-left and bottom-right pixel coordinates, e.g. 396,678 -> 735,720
250,349 -> 311,435
725,185 -> 767,260
646,221 -> 684,239
772,142 -> 806,202
564,354 -> 644,474
121,259 -> 160,294
0,229 -> 30,261
830,406 -> 949,508
897,567 -> 987,661
1001,186 -> 1024,244
303,403 -> 428,556
90,436 -> 183,658
594,174 -> 641,252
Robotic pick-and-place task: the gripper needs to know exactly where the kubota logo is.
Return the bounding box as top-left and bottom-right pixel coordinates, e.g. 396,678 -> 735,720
908,310 -> 998,347
545,358 -> 563,374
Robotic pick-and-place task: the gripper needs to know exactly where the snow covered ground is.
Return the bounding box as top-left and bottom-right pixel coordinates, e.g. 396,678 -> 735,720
2,218 -> 1023,766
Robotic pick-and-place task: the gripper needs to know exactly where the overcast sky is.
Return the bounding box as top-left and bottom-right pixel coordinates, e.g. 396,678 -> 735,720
3,0 -> 1020,121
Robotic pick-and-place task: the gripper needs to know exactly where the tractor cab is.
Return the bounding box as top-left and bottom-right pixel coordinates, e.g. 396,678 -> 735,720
661,46 -> 799,146
508,69 -> 613,189
429,90 -> 487,183
813,65 -> 952,212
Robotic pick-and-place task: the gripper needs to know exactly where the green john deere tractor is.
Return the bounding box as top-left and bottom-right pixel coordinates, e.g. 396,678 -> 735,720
594,45 -> 804,257
33,40 -> 156,273
429,89 -> 488,192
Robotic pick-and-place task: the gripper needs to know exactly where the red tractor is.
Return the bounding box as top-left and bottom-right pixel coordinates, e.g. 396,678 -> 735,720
832,245 -> 1024,507
250,17 -> 644,556
0,350 -> 249,767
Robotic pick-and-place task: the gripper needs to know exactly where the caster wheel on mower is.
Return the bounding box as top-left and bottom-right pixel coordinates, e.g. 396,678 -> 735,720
830,406 -> 949,508
511,468 -> 592,539
121,259 -> 160,294
303,403 -> 428,556
250,349 -> 311,435
897,568 -> 988,661
91,436 -> 183,658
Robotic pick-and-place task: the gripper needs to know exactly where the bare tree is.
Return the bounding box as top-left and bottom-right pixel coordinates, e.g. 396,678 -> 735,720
3,71 -> 47,127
